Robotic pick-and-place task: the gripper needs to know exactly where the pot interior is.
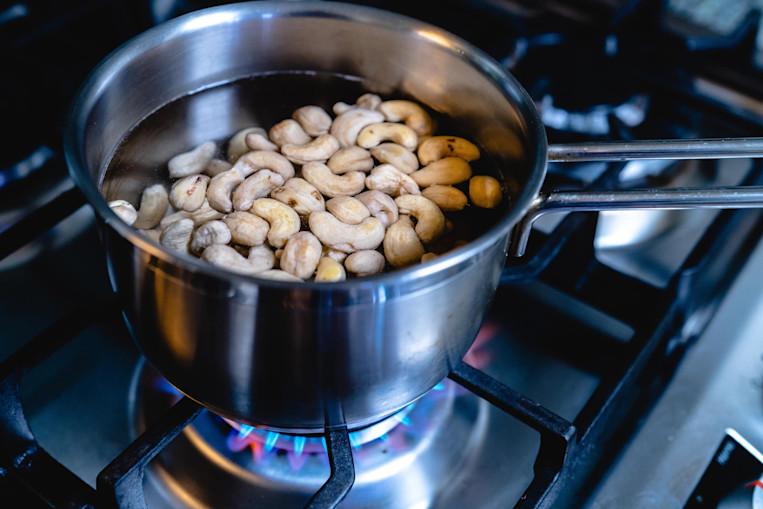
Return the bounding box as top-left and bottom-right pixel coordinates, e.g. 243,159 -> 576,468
71,1 -> 545,255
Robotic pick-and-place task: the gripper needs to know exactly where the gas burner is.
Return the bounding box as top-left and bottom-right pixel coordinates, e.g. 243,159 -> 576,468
130,361 -> 490,508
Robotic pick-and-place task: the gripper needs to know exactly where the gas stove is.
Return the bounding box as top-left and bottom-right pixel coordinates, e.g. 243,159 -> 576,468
2,1 -> 763,508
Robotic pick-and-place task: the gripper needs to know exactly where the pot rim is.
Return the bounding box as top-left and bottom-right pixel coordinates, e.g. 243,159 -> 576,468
63,1 -> 548,290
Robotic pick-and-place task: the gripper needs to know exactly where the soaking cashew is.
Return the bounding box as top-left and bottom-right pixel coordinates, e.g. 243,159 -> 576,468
190,220 -> 231,255
292,105 -> 333,136
245,132 -> 278,152
168,141 -> 217,178
257,269 -> 303,282
204,159 -> 233,177
355,190 -> 398,228
356,122 -> 418,150
251,198 -> 300,248
365,164 -> 421,197
302,162 -> 366,198
231,169 -> 284,211
202,244 -> 275,275
469,175 -> 502,208
417,136 -> 480,165
223,211 -> 269,246
344,250 -> 386,276
369,143 -> 419,174
384,216 -> 425,268
207,167 -> 244,213
356,93 -> 382,110
235,151 -> 295,180
134,184 -> 169,230
327,146 -> 375,174
326,196 -> 370,225
322,246 -> 348,263
270,177 -> 325,215
281,134 -> 340,164
269,119 -> 311,147
410,157 -> 472,187
169,174 -> 209,212
421,185 -> 468,211
308,212 -> 385,253
377,100 -> 433,136
280,231 -> 322,279
160,217 -> 194,254
330,108 -> 384,147
108,200 -> 137,225
160,199 -> 224,229
227,127 -> 266,162
421,252 -> 438,263
394,195 -> 446,243
315,257 -> 346,282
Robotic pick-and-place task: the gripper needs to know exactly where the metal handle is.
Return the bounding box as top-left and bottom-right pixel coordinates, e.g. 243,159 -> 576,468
547,138 -> 763,162
510,186 -> 763,256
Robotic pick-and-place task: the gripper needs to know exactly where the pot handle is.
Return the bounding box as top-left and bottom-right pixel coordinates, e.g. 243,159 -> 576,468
510,138 -> 763,257
547,138 -> 763,162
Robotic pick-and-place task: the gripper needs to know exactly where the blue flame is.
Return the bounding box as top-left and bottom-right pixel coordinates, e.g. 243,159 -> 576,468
238,425 -> 254,439
264,432 -> 280,452
294,435 -> 305,456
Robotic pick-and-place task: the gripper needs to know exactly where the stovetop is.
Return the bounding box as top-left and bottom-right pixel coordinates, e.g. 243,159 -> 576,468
3,0 -> 763,508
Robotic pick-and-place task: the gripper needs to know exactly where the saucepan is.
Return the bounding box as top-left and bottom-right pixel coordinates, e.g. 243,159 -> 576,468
63,1 -> 763,433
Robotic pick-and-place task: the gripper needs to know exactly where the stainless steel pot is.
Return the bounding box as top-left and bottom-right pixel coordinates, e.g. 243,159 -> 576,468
64,2 -> 763,433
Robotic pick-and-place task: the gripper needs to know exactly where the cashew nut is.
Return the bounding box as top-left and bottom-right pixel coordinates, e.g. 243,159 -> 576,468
355,190 -> 398,228
292,105 -> 332,136
134,184 -> 170,230
169,174 -> 210,212
168,141 -> 217,178
327,146 -> 374,174
365,164 -> 421,197
377,100 -> 433,136
326,196 -> 370,225
308,212 -> 384,253
421,185 -> 468,211
207,167 -> 244,213
190,220 -> 231,255
322,246 -> 348,263
236,151 -> 295,180
345,250 -> 386,276
356,93 -> 382,110
369,143 -> 419,174
245,132 -> 278,152
384,216 -> 425,268
160,199 -> 223,229
281,134 -> 340,164
202,244 -> 275,275
223,211 -> 270,246
315,257 -> 346,282
417,136 -> 480,165
280,231 -> 322,279
332,102 -> 353,115
357,122 -> 418,150
270,177 -> 325,216
257,269 -> 303,282
232,169 -> 284,211
160,217 -> 194,254
269,119 -> 311,147
302,162 -> 365,198
140,228 -> 162,243
394,195 -> 446,243
330,108 -> 384,147
410,157 -> 472,187
251,198 -> 300,248
421,252 -> 438,263
469,175 -> 502,208
204,159 -> 233,177
228,127 -> 266,162
108,200 -> 137,225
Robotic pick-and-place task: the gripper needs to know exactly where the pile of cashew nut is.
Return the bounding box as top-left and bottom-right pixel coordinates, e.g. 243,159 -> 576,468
108,94 -> 503,282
